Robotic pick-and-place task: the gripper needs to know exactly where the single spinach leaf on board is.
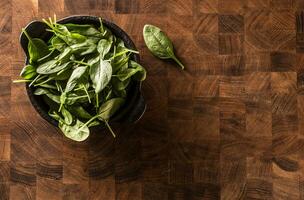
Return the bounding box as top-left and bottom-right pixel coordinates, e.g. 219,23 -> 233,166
98,98 -> 125,121
20,65 -> 36,80
61,107 -> 73,125
97,39 -> 112,59
65,66 -> 87,93
143,24 -> 185,69
23,30 -> 50,63
90,58 -> 112,93
59,119 -> 90,142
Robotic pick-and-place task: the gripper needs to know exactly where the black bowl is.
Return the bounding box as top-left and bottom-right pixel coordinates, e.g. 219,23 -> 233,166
20,15 -> 146,130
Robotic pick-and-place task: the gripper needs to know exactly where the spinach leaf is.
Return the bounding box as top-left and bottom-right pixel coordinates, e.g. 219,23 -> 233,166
69,105 -> 93,119
51,36 -> 66,52
65,66 -> 87,93
143,24 -> 185,69
23,29 -> 50,63
37,60 -> 72,74
98,98 -> 125,121
90,58 -> 112,93
59,119 -> 89,142
70,39 -> 97,56
61,107 -> 73,125
20,65 -> 36,80
97,39 -> 112,58
116,61 -> 146,81
34,88 -> 60,103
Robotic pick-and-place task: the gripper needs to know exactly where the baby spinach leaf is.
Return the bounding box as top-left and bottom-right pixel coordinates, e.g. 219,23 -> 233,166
61,107 -> 73,125
143,24 -> 185,69
97,39 -> 112,59
90,58 -> 112,94
65,66 -> 87,93
98,98 -> 125,121
116,61 -> 146,81
34,88 -> 61,103
20,65 -> 36,80
37,61 -> 72,74
69,106 -> 93,119
23,30 -> 50,63
59,119 -> 89,142
51,36 -> 66,52
70,39 -> 97,56
65,23 -> 101,37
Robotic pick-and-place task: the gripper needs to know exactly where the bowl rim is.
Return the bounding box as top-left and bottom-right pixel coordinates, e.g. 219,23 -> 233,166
20,15 -> 146,129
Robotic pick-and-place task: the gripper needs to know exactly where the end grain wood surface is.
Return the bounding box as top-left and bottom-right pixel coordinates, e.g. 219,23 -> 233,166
1,0 -> 304,199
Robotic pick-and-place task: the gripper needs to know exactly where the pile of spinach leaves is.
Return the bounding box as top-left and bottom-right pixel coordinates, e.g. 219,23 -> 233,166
16,17 -> 146,141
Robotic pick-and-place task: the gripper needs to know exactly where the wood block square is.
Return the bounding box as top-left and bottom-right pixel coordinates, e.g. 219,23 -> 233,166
138,0 -> 167,13
168,120 -> 194,142
115,0 -> 139,13
169,140 -> 220,162
270,30 -> 296,51
194,14 -> 218,34
168,77 -> 193,99
219,97 -> 246,115
168,98 -> 193,120
219,76 -> 246,98
245,53 -> 271,72
0,0 -> 11,33
194,76 -> 220,97
167,0 -> 193,16
36,177 -> 63,200
220,111 -> 246,140
168,161 -> 193,184
89,179 -> 115,200
167,15 -> 194,36
142,183 -> 168,200
296,11 -> 304,33
247,157 -> 272,178
219,15 -> 244,33
245,72 -> 271,94
297,33 -> 304,53
222,55 -> 245,75
64,0 -> 97,11
0,140 -> 10,161
38,0 -> 64,12
245,178 -> 273,199
272,114 -> 298,135
141,138 -> 168,161
271,52 -> 296,71
0,162 -> 9,183
193,160 -> 220,184
245,10 -> 271,31
272,134 -> 300,156
116,181 -> 142,199
298,96 -> 304,135
10,185 -> 35,200
246,111 -> 272,137
245,30 -> 271,53
115,160 -> 141,183
37,160 -> 63,181
142,161 -> 168,183
195,0 -> 218,14
10,162 -> 36,186
218,0 -> 245,14
0,183 -> 9,199
63,184 -> 89,200
246,0 -> 270,9
219,34 -> 243,55
272,93 -> 297,115
271,72 -> 297,94
194,55 -> 223,75
270,0 -> 295,9
273,175 -> 300,199
193,34 -> 219,55
272,11 -> 295,30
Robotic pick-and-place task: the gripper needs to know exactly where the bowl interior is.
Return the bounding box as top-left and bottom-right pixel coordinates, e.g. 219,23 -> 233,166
21,16 -> 142,128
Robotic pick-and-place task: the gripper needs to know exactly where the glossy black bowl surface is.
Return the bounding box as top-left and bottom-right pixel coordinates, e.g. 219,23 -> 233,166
20,15 -> 146,129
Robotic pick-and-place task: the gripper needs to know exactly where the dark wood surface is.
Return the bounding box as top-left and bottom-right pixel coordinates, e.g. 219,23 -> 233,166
2,0 -> 304,199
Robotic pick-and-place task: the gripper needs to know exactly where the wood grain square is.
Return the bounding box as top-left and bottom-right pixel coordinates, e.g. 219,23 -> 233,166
246,157 -> 272,179
89,179 -> 115,200
219,34 -> 243,55
271,52 -> 296,71
168,98 -> 193,120
194,114 -> 220,140
220,97 -> 246,115
220,111 -> 246,140
271,29 -> 296,51
64,0 -> 97,12
218,0 -> 245,14
193,160 -> 220,184
167,0 -> 193,16
168,161 -> 193,184
246,0 -> 270,9
142,161 -> 168,183
245,10 -> 271,31
272,114 -> 298,135
246,110 -> 272,137
194,55 -> 223,75
0,183 -> 9,200
297,33 -> 304,52
270,0 -> 295,9
36,177 -> 63,200
298,96 -> 304,135
195,0 -> 218,14
38,0 -> 64,12
63,184 -> 89,200
194,76 -> 219,97
0,162 -> 9,183
115,0 -> 139,13
141,138 -> 168,161
296,11 -> 304,33
168,77 -> 193,99
219,15 -> 244,33
194,14 -> 218,34
219,76 -> 246,98
9,184 -> 35,200
168,120 -> 194,142
10,162 -> 36,186
138,0 -> 167,13
115,160 -> 141,183
142,183 -> 168,200
245,178 -> 273,199
222,55 -> 245,75
0,0 -> 11,33
193,34 -> 219,55
167,15 -> 194,36
272,11 -> 295,30
272,134 -> 300,156
271,72 -> 297,94
116,181 -> 142,200
245,72 -> 271,94
0,139 -> 10,161
245,30 -> 271,53
245,53 -> 271,72
272,93 -> 297,115
273,175 -> 300,200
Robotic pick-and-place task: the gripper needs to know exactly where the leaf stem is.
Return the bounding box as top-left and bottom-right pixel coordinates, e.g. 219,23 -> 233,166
82,84 -> 91,103
29,74 -> 41,87
105,121 -> 116,138
171,55 -> 185,70
12,79 -> 32,83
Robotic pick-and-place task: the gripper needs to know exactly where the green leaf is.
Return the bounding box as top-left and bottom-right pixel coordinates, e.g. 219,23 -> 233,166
34,88 -> 60,103
69,105 -> 93,119
70,39 -> 97,56
61,107 -> 73,125
97,39 -> 112,59
143,24 -> 185,69
90,58 -> 112,93
51,36 -> 66,52
20,65 -> 36,80
59,119 -> 89,142
65,66 -> 87,93
116,61 -> 146,81
37,60 -> 72,74
23,30 -> 50,63
98,98 -> 125,121
65,23 -> 101,37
